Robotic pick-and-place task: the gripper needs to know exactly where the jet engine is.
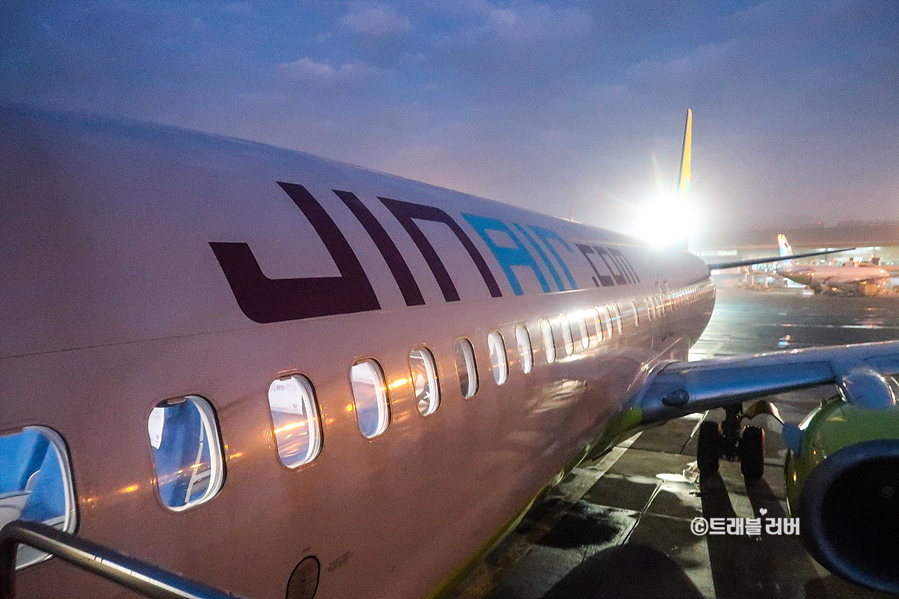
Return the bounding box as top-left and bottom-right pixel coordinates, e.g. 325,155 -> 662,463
784,383 -> 899,595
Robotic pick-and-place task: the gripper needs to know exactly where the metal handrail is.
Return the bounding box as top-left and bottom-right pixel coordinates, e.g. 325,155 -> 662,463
0,520 -> 248,599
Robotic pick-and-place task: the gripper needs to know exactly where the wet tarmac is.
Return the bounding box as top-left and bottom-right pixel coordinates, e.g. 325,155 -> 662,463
448,287 -> 899,599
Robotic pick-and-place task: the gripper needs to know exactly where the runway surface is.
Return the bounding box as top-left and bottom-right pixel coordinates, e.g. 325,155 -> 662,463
447,287 -> 899,599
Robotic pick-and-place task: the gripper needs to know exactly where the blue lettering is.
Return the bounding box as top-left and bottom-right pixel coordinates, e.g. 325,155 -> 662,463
463,214 -> 550,296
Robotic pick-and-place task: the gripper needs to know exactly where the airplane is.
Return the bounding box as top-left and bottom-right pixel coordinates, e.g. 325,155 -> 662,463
860,256 -> 899,274
775,234 -> 892,296
1,105 -> 898,599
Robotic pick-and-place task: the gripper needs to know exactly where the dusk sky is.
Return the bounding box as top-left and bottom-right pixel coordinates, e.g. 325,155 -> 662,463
2,1 -> 897,241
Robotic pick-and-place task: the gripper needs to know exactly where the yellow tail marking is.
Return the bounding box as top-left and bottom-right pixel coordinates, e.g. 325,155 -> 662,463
678,108 -> 692,198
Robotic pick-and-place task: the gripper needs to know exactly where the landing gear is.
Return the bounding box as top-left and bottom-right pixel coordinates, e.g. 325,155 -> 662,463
739,426 -> 765,480
697,421 -> 722,473
696,404 -> 766,480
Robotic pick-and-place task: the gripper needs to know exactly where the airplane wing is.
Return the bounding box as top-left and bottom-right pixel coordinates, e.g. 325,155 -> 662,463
614,340 -> 899,595
631,340 -> 899,425
707,248 -> 854,271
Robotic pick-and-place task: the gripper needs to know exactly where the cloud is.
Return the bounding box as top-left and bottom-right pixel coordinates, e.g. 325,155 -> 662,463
277,57 -> 379,81
624,40 -> 739,97
332,2 -> 415,68
481,3 -> 592,41
430,1 -> 595,85
337,2 -> 413,38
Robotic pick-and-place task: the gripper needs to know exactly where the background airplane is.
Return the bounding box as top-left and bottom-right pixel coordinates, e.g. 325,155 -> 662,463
775,234 -> 892,296
1,106 -> 898,598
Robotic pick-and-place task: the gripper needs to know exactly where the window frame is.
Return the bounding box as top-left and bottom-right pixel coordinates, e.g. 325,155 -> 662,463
539,319 -> 556,364
267,374 -> 323,469
560,315 -> 575,356
585,307 -> 601,344
515,324 -> 534,374
409,346 -> 441,416
487,330 -> 509,385
454,337 -> 479,399
350,359 -> 391,439
597,305 -> 612,340
609,304 -> 623,335
1,425 -> 78,570
148,394 -> 226,512
575,311 -> 590,350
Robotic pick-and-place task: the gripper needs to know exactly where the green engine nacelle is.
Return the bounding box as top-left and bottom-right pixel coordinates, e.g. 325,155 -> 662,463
784,395 -> 899,594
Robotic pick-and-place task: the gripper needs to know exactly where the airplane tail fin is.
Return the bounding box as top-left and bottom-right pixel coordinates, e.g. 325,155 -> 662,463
778,234 -> 793,261
668,108 -> 692,251
677,108 -> 692,200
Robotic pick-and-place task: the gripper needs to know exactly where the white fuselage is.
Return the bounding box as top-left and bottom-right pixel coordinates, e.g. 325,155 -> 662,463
1,106 -> 714,599
776,263 -> 890,295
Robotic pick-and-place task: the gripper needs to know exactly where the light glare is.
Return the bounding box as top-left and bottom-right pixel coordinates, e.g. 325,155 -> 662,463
633,192 -> 696,248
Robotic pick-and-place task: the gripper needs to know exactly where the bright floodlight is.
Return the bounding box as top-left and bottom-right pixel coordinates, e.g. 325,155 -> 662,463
634,191 -> 696,248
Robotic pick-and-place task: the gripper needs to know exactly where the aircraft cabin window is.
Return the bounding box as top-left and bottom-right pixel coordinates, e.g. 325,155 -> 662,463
597,306 -> 612,340
148,395 -> 225,511
610,304 -> 624,335
644,297 -> 654,322
516,325 -> 534,374
268,375 -> 323,468
586,308 -> 601,343
488,330 -> 509,385
560,316 -> 575,356
351,360 -> 390,438
540,319 -> 556,364
454,338 -> 479,398
576,312 -> 590,350
630,300 -> 640,327
0,426 -> 76,570
410,347 -> 440,416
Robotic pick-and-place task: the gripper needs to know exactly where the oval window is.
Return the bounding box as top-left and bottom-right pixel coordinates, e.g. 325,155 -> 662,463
598,305 -> 613,339
410,347 -> 440,416
610,304 -> 623,335
587,307 -> 603,343
148,395 -> 225,511
268,375 -> 322,468
540,319 -> 556,364
515,325 -> 533,374
454,338 -> 479,398
560,316 -> 575,356
351,360 -> 390,438
488,330 -> 509,385
576,312 -> 590,350
0,426 -> 77,569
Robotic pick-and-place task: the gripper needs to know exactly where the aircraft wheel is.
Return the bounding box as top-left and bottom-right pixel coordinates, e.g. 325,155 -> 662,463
697,420 -> 721,473
739,426 -> 765,480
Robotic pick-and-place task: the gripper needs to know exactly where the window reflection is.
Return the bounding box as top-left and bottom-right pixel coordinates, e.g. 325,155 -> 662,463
351,360 -> 390,438
148,395 -> 224,511
268,375 -> 322,468
410,347 -> 440,416
488,330 -> 508,385
454,338 -> 479,398
515,325 -> 533,374
560,316 -> 575,356
540,319 -> 556,363
0,426 -> 76,569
